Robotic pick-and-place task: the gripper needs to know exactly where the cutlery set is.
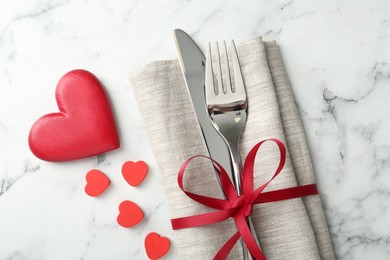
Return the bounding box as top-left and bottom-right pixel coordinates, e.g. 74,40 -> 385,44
174,29 -> 259,259
128,27 -> 334,260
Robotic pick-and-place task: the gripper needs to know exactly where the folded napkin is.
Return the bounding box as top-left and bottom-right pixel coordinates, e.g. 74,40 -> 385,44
129,37 -> 335,260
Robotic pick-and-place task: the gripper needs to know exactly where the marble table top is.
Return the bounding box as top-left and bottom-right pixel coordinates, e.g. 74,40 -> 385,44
1,0 -> 389,259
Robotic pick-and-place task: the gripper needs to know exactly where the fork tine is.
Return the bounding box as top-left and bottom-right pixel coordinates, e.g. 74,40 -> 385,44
215,42 -> 224,94
231,40 -> 245,98
223,41 -> 232,94
205,42 -> 216,99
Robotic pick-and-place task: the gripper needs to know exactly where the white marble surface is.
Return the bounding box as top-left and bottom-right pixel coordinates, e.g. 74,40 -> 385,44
1,0 -> 390,259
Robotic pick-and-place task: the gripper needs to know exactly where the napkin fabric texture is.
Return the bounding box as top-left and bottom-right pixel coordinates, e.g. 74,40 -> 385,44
129,37 -> 335,260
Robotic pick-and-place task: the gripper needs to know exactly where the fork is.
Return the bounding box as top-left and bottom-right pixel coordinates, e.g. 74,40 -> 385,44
205,40 -> 260,259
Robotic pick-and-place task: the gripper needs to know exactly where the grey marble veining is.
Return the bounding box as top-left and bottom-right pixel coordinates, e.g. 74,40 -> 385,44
1,0 -> 390,259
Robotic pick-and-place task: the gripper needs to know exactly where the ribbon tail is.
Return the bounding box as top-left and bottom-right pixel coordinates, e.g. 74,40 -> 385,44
214,231 -> 241,260
234,213 -> 266,260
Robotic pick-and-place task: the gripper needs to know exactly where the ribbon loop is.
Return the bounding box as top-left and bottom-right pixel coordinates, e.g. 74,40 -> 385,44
171,139 -> 319,259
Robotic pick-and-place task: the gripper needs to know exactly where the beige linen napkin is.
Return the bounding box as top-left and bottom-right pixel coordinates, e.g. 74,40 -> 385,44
129,37 -> 335,260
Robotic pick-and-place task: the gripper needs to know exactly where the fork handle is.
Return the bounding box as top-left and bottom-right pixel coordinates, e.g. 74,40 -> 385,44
228,141 -> 261,259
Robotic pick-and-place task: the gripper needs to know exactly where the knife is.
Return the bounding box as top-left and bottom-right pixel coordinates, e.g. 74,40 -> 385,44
173,28 -> 234,180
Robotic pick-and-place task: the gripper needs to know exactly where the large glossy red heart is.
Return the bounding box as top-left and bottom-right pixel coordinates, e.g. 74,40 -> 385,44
117,200 -> 144,228
28,70 -> 120,162
144,232 -> 170,259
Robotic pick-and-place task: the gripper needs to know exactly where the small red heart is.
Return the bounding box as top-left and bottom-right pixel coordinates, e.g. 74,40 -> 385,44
84,169 -> 110,197
122,161 -> 149,187
144,232 -> 170,260
117,200 -> 144,228
28,69 -> 120,162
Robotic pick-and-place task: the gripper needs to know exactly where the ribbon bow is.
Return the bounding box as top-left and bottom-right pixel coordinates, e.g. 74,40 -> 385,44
171,139 -> 319,259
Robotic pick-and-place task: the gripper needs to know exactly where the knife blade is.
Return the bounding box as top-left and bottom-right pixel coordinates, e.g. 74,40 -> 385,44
173,28 -> 234,180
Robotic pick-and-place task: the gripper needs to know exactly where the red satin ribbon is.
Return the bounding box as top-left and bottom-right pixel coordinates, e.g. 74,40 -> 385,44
171,139 -> 319,259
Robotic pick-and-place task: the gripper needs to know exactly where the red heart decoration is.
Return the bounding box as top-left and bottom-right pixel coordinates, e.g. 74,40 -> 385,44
122,161 -> 149,187
117,200 -> 144,228
144,232 -> 170,260
84,169 -> 110,197
28,69 -> 120,162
